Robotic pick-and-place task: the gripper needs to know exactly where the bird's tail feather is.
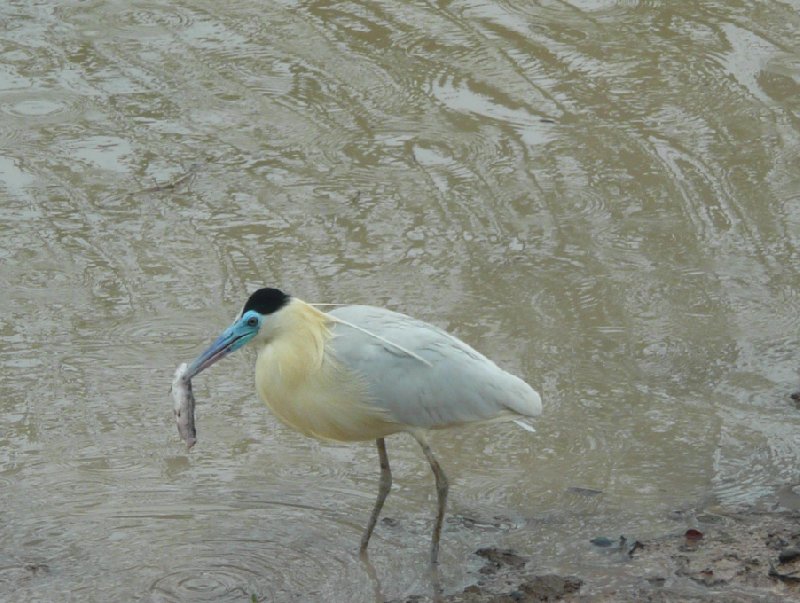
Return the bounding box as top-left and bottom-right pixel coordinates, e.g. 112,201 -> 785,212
513,419 -> 536,433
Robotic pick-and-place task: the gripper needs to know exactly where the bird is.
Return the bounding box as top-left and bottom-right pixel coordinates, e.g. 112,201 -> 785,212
186,287 -> 542,564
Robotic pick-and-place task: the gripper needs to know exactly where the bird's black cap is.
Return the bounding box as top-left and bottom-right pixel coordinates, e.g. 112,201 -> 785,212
242,288 -> 290,315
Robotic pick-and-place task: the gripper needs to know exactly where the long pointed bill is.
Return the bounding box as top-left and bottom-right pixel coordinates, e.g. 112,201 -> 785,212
187,324 -> 243,379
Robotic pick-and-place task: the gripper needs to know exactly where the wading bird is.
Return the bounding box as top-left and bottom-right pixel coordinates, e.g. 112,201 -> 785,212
187,288 -> 541,564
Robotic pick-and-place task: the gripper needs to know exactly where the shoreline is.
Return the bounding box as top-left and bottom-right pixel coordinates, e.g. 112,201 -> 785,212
393,505 -> 800,602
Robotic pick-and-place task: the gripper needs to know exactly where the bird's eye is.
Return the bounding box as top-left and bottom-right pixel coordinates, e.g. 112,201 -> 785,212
246,316 -> 259,328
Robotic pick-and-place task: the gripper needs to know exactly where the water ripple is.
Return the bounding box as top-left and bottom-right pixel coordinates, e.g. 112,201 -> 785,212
2,1 -> 800,601
147,548 -> 271,603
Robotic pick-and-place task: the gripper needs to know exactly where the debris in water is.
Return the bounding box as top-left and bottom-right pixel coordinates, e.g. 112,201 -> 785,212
566,486 -> 604,497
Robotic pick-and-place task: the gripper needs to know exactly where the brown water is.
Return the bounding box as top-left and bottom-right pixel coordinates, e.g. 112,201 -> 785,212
1,1 -> 799,601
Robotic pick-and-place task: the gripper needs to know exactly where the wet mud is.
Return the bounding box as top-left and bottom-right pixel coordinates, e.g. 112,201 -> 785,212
392,507 -> 800,602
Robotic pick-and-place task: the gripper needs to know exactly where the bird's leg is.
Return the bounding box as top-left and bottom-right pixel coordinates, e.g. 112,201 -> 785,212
360,437 -> 392,557
412,432 -> 449,565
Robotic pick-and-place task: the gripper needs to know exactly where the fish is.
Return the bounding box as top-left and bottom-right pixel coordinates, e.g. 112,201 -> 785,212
171,362 -> 197,449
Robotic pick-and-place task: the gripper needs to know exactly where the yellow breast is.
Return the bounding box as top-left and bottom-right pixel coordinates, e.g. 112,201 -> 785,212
253,301 -> 399,442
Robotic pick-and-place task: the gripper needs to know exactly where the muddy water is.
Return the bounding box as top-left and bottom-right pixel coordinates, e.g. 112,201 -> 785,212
1,1 -> 799,601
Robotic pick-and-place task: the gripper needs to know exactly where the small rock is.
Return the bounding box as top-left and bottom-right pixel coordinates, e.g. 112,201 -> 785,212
685,529 -> 704,541
766,532 -> 789,550
590,536 -> 613,548
627,540 -> 645,558
689,567 -> 726,587
517,575 -> 583,600
769,562 -> 800,584
476,547 -> 528,575
779,547 -> 800,564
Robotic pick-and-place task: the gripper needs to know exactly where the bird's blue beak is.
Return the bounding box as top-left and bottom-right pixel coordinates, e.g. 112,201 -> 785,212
186,314 -> 260,378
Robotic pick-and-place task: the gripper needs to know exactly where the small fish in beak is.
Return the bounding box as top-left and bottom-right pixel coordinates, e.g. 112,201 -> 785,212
171,362 -> 197,449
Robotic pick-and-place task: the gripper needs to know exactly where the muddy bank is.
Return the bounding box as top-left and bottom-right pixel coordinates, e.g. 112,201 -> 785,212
393,508 -> 800,602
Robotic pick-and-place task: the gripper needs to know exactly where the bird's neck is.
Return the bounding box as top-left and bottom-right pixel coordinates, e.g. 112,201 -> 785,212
257,298 -> 332,383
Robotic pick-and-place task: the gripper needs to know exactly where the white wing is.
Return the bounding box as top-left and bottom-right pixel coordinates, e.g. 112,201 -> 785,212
328,306 -> 542,430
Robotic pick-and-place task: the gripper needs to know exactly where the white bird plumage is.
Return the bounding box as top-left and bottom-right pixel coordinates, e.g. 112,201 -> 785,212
328,304 -> 542,430
187,288 -> 542,564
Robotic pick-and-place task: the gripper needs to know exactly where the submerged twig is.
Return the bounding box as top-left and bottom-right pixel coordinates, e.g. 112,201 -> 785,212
137,162 -> 202,195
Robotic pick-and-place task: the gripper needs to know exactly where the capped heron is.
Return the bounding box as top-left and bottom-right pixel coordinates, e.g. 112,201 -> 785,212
187,288 -> 542,563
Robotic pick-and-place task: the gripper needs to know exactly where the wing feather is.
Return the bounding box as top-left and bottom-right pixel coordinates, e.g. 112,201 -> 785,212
328,306 -> 541,430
